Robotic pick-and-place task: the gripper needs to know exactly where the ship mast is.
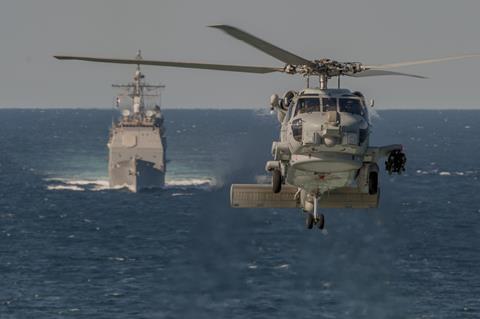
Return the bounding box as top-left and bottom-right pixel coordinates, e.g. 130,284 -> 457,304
133,50 -> 143,114
112,50 -> 165,117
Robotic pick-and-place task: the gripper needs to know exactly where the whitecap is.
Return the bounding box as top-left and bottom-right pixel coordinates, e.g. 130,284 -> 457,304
66,179 -> 109,187
274,264 -> 289,269
439,171 -> 451,176
46,176 -> 219,192
45,178 -> 124,191
165,177 -> 219,188
47,185 -> 84,191
171,193 -> 193,197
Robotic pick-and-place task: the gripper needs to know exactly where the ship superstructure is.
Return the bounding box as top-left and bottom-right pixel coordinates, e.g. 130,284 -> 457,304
108,52 -> 166,192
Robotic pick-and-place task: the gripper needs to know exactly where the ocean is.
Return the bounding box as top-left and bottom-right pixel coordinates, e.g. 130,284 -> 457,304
0,109 -> 478,318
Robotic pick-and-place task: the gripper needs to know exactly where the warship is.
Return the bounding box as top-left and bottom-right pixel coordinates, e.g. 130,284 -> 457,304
108,52 -> 166,192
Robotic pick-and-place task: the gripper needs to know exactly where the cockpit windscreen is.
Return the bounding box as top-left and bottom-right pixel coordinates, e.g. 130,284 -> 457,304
339,98 -> 364,115
322,98 -> 337,112
295,98 -> 320,115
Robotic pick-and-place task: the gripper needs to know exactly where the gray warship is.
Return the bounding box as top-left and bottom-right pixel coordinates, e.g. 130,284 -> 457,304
108,53 -> 166,192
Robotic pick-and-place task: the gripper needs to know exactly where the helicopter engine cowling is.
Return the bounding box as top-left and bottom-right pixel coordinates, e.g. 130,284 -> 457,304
282,90 -> 297,110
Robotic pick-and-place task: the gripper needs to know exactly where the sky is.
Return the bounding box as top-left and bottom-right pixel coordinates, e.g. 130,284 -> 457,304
1,0 -> 480,109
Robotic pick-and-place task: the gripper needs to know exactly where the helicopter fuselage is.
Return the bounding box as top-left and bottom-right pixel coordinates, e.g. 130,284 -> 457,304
267,87 -> 401,213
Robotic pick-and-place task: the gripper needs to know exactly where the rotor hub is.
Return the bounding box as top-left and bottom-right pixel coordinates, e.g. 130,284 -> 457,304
285,60 -> 365,78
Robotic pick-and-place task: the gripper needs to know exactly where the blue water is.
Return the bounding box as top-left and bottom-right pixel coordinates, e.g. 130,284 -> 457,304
0,109 -> 479,318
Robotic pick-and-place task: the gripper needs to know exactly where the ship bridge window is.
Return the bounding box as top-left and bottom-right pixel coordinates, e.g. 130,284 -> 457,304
294,98 -> 320,115
339,98 -> 364,116
322,98 -> 338,112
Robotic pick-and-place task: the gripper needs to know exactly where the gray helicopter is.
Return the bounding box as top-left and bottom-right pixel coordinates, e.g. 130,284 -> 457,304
55,25 -> 480,229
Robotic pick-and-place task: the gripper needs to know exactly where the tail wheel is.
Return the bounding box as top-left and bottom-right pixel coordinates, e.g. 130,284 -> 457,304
272,169 -> 282,193
368,172 -> 378,195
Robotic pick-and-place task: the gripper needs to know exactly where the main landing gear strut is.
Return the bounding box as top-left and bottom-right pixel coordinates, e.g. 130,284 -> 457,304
306,196 -> 325,230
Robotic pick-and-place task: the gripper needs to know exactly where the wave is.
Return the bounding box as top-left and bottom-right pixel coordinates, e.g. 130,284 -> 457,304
45,178 -> 111,191
165,177 -> 218,188
44,176 -> 219,192
415,169 -> 478,177
46,184 -> 85,191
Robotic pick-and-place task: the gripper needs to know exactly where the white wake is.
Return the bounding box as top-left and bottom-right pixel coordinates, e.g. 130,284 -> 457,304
45,176 -> 219,192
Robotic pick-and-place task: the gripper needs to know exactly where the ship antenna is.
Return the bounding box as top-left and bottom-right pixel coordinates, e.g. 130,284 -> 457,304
136,49 -> 142,72
135,50 -> 143,96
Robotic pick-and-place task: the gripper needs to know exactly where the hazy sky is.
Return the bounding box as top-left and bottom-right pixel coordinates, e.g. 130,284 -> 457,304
2,0 -> 480,109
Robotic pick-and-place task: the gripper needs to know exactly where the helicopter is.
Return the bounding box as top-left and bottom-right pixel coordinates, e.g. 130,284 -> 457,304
55,25 -> 480,229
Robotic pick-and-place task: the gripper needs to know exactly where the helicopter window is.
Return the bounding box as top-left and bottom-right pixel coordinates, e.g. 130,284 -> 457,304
339,98 -> 364,115
322,98 -> 337,112
295,98 -> 321,115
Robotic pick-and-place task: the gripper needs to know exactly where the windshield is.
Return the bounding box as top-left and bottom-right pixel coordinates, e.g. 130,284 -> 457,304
295,98 -> 320,115
322,98 -> 337,112
339,98 -> 364,115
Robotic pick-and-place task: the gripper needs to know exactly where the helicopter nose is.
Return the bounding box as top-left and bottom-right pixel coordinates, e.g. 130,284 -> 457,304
299,112 -> 366,147
338,113 -> 368,145
299,112 -> 341,147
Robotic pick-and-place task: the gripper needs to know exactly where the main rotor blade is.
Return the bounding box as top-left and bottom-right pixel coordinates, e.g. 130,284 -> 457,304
209,25 -> 313,66
350,69 -> 427,79
366,54 -> 480,69
54,55 -> 283,74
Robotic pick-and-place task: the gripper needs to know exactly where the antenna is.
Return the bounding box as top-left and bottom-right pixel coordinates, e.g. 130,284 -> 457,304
136,49 -> 142,71
111,51 -> 166,115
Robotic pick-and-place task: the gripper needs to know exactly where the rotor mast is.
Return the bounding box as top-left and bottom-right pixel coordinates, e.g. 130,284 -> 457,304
319,74 -> 328,90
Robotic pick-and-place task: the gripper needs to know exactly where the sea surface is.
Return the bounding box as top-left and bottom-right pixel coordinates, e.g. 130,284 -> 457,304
0,109 -> 479,319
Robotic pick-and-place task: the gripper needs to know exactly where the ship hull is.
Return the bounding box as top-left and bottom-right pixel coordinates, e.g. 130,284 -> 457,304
109,158 -> 165,192
108,125 -> 166,192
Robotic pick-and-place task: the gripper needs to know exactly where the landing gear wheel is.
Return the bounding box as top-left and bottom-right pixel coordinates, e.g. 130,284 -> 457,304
368,172 -> 378,195
306,213 -> 314,229
272,169 -> 282,194
316,214 -> 325,230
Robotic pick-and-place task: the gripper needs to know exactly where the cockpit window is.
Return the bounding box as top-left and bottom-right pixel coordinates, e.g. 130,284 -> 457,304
295,98 -> 320,115
339,98 -> 364,115
322,98 -> 337,112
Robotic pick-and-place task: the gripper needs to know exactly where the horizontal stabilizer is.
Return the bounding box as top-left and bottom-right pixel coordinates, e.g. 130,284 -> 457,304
230,184 -> 379,209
